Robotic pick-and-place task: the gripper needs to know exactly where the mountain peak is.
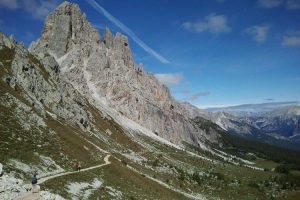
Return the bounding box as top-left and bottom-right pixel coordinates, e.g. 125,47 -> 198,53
30,1 -> 100,58
104,27 -> 113,48
55,1 -> 81,16
28,1 -> 211,146
57,1 -> 74,8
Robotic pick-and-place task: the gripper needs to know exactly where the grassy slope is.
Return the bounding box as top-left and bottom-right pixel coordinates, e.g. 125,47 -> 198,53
42,159 -> 187,200
0,46 -> 104,174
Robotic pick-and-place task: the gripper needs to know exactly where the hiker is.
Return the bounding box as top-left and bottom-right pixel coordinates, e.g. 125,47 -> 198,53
31,174 -> 40,193
31,174 -> 38,185
78,162 -> 81,172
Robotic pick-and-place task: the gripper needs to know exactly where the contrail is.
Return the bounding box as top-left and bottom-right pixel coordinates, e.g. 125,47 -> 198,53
84,0 -> 170,64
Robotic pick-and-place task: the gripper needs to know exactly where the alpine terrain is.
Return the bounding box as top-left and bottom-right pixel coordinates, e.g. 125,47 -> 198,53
204,102 -> 300,150
0,2 -> 300,200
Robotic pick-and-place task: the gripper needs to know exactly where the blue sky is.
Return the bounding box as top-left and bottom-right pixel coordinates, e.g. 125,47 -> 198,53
0,0 -> 300,108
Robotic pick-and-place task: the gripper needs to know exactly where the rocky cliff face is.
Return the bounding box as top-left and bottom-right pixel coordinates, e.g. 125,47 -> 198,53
0,32 -> 94,131
29,1 -> 217,145
30,2 -> 100,58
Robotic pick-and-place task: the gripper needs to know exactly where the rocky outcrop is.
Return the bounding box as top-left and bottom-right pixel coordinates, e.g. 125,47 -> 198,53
104,27 -> 113,48
180,101 -> 209,119
30,1 -> 100,58
29,2 -> 218,145
0,32 -> 94,131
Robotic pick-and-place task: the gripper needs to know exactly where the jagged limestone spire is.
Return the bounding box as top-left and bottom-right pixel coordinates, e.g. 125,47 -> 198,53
30,1 -> 100,57
104,27 -> 113,48
28,1 -> 207,146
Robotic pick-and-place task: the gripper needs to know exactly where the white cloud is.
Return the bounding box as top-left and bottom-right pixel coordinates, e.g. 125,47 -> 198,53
154,73 -> 183,87
281,30 -> 300,47
0,0 -> 59,20
258,0 -> 300,10
258,0 -> 284,8
22,0 -> 59,20
286,0 -> 300,10
183,92 -> 210,101
243,24 -> 270,43
84,0 -> 170,64
0,0 -> 18,10
182,13 -> 231,35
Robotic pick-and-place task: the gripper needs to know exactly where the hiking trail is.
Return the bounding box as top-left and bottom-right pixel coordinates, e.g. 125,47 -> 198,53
16,155 -> 111,200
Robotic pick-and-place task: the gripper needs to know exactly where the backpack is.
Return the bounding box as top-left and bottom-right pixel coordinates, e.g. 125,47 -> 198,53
32,177 -> 37,184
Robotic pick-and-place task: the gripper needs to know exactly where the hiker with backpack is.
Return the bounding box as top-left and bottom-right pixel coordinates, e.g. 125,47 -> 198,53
31,174 -> 37,185
31,173 -> 40,193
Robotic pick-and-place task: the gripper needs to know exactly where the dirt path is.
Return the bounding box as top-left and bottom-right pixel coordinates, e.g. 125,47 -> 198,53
38,154 -> 111,184
15,193 -> 40,200
16,155 -> 111,200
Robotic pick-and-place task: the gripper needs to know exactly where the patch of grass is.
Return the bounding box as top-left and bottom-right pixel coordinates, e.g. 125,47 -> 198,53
0,102 -> 66,178
43,158 -> 188,200
87,103 -> 143,152
0,45 -> 15,69
45,118 -> 105,167
255,159 -> 279,170
152,159 -> 159,167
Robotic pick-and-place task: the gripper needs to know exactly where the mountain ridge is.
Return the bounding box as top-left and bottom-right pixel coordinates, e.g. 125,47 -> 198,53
181,101 -> 300,150
206,101 -> 300,116
29,1 -> 219,146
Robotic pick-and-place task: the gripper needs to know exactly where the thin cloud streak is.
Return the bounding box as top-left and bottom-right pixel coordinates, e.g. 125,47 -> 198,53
184,92 -> 210,101
0,0 -> 59,20
84,0 -> 170,64
175,89 -> 190,94
154,73 -> 183,87
258,0 -> 284,8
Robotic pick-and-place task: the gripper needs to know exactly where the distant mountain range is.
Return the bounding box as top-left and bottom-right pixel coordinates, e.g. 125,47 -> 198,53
206,101 -> 300,117
181,101 -> 300,151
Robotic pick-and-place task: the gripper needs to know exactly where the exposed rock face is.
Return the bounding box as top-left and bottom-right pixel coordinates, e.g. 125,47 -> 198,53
104,27 -> 113,48
180,101 -> 209,119
0,34 -> 17,49
30,1 -> 100,58
29,1 -> 218,145
0,32 -> 93,131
